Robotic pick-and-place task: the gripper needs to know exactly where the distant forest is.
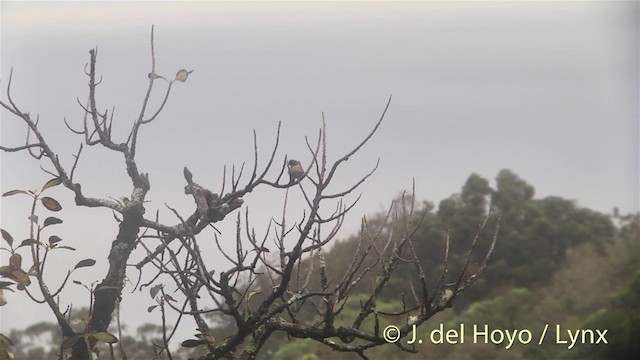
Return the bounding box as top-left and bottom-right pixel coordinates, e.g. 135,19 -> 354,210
8,169 -> 639,360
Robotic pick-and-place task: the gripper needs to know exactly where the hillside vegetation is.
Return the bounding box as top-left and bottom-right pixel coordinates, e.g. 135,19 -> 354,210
7,170 -> 639,359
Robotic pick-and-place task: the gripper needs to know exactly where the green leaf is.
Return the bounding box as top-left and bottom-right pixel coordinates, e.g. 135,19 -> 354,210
195,333 -> 216,345
91,332 -> 118,344
17,239 -> 38,248
43,217 -> 63,227
0,230 -> 13,247
41,197 -> 62,212
73,259 -> 96,270
6,269 -> 30,288
41,178 -> 62,192
2,189 -> 28,197
8,254 -> 21,269
150,284 -> 162,299
15,271 -> 31,287
48,235 -> 63,245
181,339 -> 206,348
147,305 -> 158,313
61,336 -> 82,349
0,333 -> 13,360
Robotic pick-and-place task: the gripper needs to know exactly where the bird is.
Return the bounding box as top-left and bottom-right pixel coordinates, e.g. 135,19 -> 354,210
287,160 -> 304,184
175,69 -> 194,82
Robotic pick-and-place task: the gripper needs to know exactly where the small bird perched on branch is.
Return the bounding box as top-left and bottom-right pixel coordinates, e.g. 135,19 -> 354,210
183,166 -> 219,219
175,69 -> 194,82
287,160 -> 304,184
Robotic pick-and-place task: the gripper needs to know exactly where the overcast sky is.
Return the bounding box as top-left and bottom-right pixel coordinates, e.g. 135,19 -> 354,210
1,0 -> 638,344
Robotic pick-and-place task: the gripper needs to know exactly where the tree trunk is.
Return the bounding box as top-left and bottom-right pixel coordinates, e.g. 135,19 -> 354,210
70,204 -> 144,359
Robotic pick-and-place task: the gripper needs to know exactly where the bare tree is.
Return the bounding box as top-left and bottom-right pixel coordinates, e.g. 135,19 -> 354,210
0,28 -> 498,360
